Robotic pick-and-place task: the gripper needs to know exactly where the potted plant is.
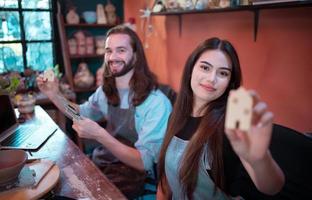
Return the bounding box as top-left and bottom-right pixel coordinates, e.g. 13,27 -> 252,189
0,73 -> 20,96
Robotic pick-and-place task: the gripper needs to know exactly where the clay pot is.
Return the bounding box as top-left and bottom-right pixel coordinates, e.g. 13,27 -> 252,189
74,62 -> 95,89
0,150 -> 28,186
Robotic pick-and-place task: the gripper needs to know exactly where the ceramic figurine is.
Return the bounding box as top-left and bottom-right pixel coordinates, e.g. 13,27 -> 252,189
96,4 -> 108,24
86,36 -> 95,55
95,36 -> 106,55
219,0 -> 231,8
68,38 -> 77,55
74,31 -> 86,55
195,0 -> 209,10
105,0 -> 117,25
208,0 -> 221,8
166,0 -> 180,11
66,8 -> 79,24
82,11 -> 97,24
74,62 -> 95,89
181,0 -> 194,10
153,0 -> 166,12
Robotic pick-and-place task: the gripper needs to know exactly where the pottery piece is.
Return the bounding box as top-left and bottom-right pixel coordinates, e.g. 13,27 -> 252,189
66,8 -> 79,24
74,62 -> 95,89
0,150 -> 28,186
82,11 -> 97,24
96,4 -> 108,24
105,0 -> 117,25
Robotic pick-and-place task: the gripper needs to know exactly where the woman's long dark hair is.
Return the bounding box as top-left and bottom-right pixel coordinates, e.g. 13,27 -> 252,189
158,38 -> 242,199
102,25 -> 158,106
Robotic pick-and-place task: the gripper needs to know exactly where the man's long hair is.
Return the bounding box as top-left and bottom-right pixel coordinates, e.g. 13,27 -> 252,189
158,38 -> 242,199
103,25 -> 158,106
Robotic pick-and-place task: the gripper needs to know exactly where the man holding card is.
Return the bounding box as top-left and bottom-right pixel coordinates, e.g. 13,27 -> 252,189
37,25 -> 172,198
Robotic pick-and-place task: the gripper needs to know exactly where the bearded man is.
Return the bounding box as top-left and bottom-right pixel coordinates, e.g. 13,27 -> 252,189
37,25 -> 172,199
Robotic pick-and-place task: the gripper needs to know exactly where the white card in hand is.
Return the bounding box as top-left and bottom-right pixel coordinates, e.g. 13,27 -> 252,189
43,69 -> 55,82
65,104 -> 82,120
225,87 -> 253,132
58,96 -> 82,120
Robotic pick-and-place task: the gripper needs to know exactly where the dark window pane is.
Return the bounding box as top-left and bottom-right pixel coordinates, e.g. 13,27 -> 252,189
0,43 -> 24,73
0,0 -> 18,8
23,11 -> 51,41
21,0 -> 51,9
0,11 -> 21,41
26,42 -> 53,71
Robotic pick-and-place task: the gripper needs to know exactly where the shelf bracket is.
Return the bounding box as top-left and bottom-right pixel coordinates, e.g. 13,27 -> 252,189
253,9 -> 259,42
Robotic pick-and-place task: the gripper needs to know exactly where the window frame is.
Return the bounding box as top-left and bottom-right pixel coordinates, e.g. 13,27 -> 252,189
0,0 -> 56,73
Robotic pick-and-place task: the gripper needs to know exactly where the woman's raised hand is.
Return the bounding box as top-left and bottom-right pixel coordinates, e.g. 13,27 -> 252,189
225,90 -> 274,165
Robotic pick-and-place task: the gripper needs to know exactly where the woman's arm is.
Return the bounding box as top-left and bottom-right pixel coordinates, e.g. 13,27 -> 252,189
225,90 -> 285,195
240,151 -> 284,195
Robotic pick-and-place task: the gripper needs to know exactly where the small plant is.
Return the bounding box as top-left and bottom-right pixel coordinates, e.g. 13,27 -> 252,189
0,75 -> 20,95
53,64 -> 63,79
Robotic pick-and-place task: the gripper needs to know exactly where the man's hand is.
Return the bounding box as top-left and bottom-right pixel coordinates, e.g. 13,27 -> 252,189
72,117 -> 107,140
36,73 -> 60,97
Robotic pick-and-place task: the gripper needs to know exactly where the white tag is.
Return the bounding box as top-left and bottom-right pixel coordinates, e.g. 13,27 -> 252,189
225,87 -> 253,131
58,96 -> 82,120
43,69 -> 55,82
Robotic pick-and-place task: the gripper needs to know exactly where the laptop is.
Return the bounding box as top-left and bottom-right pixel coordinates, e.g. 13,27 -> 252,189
0,94 -> 57,150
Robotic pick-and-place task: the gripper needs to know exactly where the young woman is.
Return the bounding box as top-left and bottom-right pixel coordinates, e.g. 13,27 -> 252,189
157,38 -> 285,199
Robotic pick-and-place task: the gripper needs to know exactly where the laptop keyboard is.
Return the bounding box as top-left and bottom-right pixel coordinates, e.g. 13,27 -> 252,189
1,126 -> 38,147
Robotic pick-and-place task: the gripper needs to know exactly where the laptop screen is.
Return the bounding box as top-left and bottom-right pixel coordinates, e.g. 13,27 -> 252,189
0,95 -> 17,135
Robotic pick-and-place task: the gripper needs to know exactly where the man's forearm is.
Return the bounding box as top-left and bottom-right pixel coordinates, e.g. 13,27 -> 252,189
48,92 -> 79,119
96,129 -> 145,171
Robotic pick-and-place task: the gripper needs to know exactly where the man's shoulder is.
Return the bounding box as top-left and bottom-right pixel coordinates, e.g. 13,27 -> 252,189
145,89 -> 170,104
137,89 -> 171,109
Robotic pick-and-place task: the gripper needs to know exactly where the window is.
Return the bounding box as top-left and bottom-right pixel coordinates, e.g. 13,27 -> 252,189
0,0 -> 55,74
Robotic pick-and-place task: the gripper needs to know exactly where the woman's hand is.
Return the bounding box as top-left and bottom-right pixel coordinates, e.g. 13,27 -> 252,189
225,90 -> 274,165
225,90 -> 285,194
72,117 -> 107,140
36,74 -> 60,97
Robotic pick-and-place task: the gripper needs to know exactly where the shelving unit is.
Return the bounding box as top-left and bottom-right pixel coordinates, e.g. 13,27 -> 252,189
56,3 -> 115,93
151,0 -> 312,41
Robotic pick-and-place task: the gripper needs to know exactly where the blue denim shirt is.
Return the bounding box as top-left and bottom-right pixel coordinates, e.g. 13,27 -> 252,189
79,86 -> 172,173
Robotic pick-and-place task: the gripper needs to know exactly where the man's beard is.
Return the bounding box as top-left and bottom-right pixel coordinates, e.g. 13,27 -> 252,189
104,56 -> 135,78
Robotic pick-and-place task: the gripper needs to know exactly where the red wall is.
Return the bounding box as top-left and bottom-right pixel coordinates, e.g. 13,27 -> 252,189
125,2 -> 312,132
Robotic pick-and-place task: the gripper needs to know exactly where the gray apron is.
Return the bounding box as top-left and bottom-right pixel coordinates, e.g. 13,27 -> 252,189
91,104 -> 146,199
165,136 -> 231,200
92,104 -> 137,166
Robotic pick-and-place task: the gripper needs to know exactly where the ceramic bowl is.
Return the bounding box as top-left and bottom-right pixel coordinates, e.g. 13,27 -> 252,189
82,11 -> 97,24
0,150 -> 28,186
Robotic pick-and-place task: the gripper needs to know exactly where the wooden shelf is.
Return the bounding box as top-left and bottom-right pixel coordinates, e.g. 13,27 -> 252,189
151,1 -> 312,15
151,0 -> 312,41
64,23 -> 116,28
69,54 -> 104,59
